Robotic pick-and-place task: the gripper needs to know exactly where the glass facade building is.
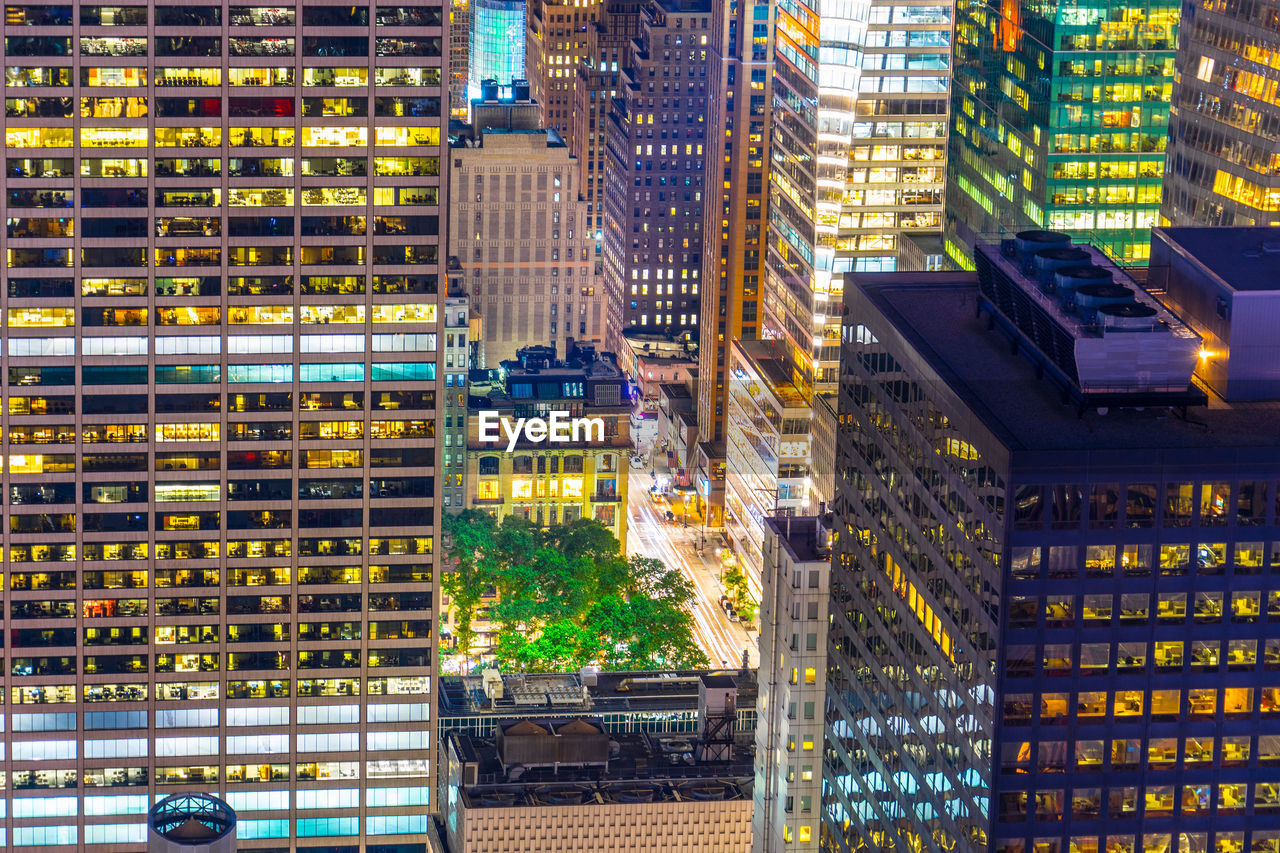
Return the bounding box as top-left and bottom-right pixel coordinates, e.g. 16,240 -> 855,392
945,0 -> 1179,267
767,0 -> 951,395
1,2 -> 443,849
827,266 -> 1280,853
468,0 -> 527,101
1161,0 -> 1280,226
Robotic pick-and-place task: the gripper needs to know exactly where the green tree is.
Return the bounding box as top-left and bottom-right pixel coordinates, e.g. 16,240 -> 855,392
442,515 -> 710,672
722,565 -> 756,623
440,510 -> 499,667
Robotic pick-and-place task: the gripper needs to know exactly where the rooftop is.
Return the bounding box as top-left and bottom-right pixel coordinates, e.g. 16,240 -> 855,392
855,274 -> 1280,453
440,669 -> 757,718
765,515 -> 832,564
1157,227 -> 1280,293
450,727 -> 754,808
731,339 -> 810,410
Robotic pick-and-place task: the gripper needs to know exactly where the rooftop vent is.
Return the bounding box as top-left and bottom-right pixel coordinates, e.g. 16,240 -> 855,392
1014,230 -> 1071,271
1075,283 -> 1134,322
1099,302 -> 1159,332
1054,264 -> 1113,305
1033,247 -> 1090,288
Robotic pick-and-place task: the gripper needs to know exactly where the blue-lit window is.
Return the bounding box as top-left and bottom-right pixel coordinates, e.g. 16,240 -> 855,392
297,789 -> 359,809
84,824 -> 146,845
85,710 -> 147,730
367,786 -> 430,807
229,364 -> 293,383
238,820 -> 290,840
300,363 -> 365,382
297,817 -> 359,837
84,795 -> 149,816
15,826 -> 76,846
367,815 -> 429,835
372,362 -> 434,381
83,365 -> 148,384
14,797 -> 76,818
156,364 -> 221,383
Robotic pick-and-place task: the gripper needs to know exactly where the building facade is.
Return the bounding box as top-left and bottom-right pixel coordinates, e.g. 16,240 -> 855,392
945,0 -> 1178,267
826,242 -> 1280,852
448,90 -> 603,365
465,344 -> 632,545
574,0 -> 644,238
724,339 -> 812,606
468,0 -> 527,101
525,0 -> 599,147
1,2 -> 443,849
443,292 -> 472,511
692,0 -> 773,530
601,0 -> 711,344
450,0 -> 472,116
767,0 -> 950,396
756,516 -> 830,853
1160,0 -> 1280,227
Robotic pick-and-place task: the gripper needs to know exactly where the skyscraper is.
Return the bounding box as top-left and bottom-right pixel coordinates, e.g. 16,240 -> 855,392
468,0 -> 528,100
692,0 -> 773,527
1161,0 -> 1280,227
767,0 -> 951,394
448,87 -> 603,365
945,0 -> 1179,267
601,0 -> 711,343
2,3 -> 442,847
756,515 -> 830,853
827,233 -> 1280,852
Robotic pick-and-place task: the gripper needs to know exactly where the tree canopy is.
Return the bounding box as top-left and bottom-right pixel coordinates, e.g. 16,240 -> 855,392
443,510 -> 710,672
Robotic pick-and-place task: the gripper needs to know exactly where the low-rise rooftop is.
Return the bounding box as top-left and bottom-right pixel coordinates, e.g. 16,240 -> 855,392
1155,226 -> 1280,293
854,274 -> 1280,453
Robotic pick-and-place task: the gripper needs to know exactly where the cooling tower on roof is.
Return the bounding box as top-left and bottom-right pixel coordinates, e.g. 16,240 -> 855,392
1099,302 -> 1160,332
974,240 -> 1203,405
1075,283 -> 1134,322
1054,265 -> 1113,305
1032,247 -> 1090,287
1014,229 -> 1072,270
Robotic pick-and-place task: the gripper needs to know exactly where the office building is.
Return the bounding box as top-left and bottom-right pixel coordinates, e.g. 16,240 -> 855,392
450,0 -> 471,116
448,86 -> 603,365
945,0 -> 1178,267
1161,0 -> 1280,226
724,339 -> 812,605
602,0 -> 711,343
2,3 -> 443,848
692,0 -> 772,530
442,291 -> 473,511
525,0 -> 598,145
767,0 -> 950,395
443,685 -> 753,853
465,343 -> 631,546
468,0 -> 527,102
827,232 -> 1280,852
574,0 -> 644,238
755,516 -> 830,853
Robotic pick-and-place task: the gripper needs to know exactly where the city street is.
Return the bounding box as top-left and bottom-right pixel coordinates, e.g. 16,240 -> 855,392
626,444 -> 759,669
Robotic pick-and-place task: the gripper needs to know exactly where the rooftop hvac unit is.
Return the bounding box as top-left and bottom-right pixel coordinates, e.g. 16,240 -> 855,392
1099,302 -> 1160,332
1032,247 -> 1090,288
474,791 -> 521,807
1014,229 -> 1071,271
481,669 -> 503,701
1053,265 -> 1113,307
612,785 -> 660,804
676,781 -> 733,801
1075,283 -> 1134,322
534,786 -> 592,806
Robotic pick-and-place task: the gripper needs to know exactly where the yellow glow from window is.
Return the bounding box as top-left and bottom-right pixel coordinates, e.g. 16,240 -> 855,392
301,305 -> 365,324
302,126 -> 368,147
477,480 -> 499,500
375,126 -> 441,147
81,127 -> 149,148
371,303 -> 436,323
302,187 -> 366,206
229,305 -> 294,325
155,423 -> 221,442
562,477 -> 583,498
228,187 -> 294,207
8,308 -> 75,327
6,127 -> 74,148
512,479 -> 533,499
